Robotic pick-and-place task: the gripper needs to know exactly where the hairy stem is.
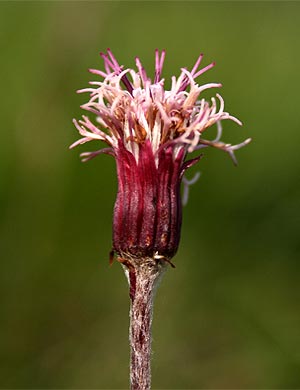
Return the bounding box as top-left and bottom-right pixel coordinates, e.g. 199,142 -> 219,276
122,256 -> 167,390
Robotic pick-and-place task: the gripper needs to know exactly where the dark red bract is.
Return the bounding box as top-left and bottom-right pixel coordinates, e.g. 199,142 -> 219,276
113,140 -> 187,259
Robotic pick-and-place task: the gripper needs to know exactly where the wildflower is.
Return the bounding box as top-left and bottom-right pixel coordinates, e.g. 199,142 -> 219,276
71,49 -> 251,390
71,49 -> 250,262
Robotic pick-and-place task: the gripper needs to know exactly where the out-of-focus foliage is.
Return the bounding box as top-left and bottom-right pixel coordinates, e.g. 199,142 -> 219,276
0,2 -> 299,388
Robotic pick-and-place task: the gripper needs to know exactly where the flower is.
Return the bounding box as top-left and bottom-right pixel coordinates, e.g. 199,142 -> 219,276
71,49 -> 250,261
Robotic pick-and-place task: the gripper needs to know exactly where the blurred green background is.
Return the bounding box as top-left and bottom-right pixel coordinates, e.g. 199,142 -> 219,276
0,1 -> 299,389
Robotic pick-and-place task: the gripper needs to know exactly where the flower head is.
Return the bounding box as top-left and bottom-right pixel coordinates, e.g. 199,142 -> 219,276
71,49 -> 250,261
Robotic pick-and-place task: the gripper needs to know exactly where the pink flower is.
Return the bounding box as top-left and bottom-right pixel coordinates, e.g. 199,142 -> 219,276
71,49 -> 250,261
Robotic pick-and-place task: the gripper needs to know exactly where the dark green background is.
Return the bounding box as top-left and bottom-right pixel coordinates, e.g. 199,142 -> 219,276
0,1 -> 299,389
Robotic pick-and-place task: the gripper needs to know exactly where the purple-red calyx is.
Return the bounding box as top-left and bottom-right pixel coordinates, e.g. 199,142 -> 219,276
71,49 -> 251,261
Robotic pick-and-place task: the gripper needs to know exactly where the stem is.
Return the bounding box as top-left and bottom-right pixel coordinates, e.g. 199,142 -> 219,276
122,256 -> 167,390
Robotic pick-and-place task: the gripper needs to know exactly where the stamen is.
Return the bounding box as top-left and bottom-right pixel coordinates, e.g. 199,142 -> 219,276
89,68 -> 107,78
135,57 -> 148,87
107,48 -> 122,70
101,50 -> 134,94
80,148 -> 114,162
216,93 -> 224,114
100,52 -> 115,74
154,49 -> 166,83
190,53 -> 204,76
72,49 -> 249,171
193,61 -> 215,79
179,58 -> 215,92
213,120 -> 223,142
182,172 -> 201,206
230,138 -> 252,151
